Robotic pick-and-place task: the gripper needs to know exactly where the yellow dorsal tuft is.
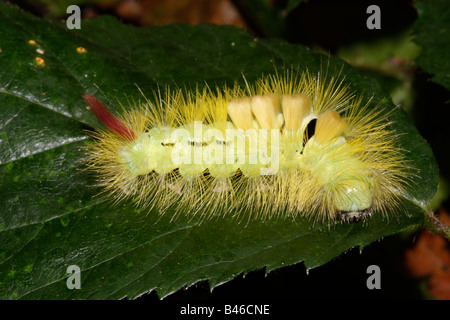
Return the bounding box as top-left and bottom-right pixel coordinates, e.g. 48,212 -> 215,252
314,109 -> 347,144
227,97 -> 254,130
281,94 -> 310,131
251,94 -> 280,129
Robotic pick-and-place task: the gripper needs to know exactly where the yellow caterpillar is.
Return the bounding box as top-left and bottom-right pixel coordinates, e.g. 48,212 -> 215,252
84,70 -> 410,223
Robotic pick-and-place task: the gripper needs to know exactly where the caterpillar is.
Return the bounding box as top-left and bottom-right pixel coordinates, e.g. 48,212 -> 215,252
83,69 -> 411,223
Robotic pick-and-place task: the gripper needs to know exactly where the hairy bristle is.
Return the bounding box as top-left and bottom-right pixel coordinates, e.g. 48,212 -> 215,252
84,94 -> 136,141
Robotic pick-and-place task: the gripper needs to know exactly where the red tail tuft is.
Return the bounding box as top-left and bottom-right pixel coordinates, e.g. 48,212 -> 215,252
84,94 -> 136,141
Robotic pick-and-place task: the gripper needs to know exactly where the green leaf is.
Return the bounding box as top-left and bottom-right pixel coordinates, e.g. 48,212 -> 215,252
0,3 -> 438,299
413,0 -> 450,90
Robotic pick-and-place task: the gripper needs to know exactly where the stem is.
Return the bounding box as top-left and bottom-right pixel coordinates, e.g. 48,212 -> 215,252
424,210 -> 450,240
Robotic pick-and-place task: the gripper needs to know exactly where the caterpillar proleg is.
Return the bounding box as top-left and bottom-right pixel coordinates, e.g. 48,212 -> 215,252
84,70 -> 411,223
